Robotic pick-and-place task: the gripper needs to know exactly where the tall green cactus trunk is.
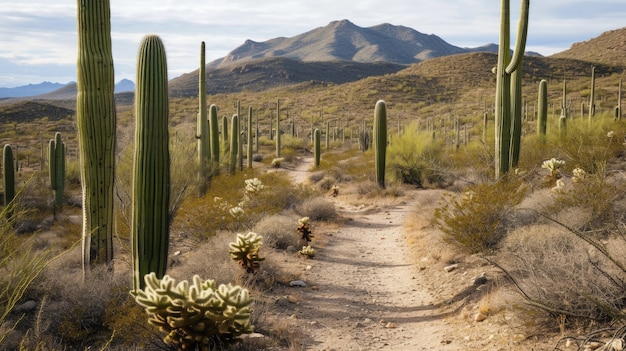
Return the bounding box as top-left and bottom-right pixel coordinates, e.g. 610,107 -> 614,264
247,107 -> 253,168
77,0 -> 116,268
276,99 -> 281,158
3,144 -> 15,209
49,132 -> 66,215
313,128 -> 321,168
589,65 -> 596,122
494,0 -> 529,179
197,41 -> 210,194
132,35 -> 170,291
209,104 -> 220,164
537,79 -> 548,139
229,114 -> 239,176
237,101 -> 243,171
617,77 -> 622,121
559,79 -> 568,139
222,115 -> 229,155
373,100 -> 387,188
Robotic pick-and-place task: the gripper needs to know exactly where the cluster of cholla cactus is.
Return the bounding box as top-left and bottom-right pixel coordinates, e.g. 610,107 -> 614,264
297,216 -> 313,243
229,232 -> 265,273
131,273 -> 254,350
299,245 -> 316,258
572,167 -> 587,183
542,158 -> 565,180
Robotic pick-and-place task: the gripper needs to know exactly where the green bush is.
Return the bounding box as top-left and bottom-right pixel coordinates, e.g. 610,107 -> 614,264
433,176 -> 527,254
387,125 -> 445,188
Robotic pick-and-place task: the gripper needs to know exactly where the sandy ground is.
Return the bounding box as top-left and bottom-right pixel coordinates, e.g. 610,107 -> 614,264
268,157 -> 557,351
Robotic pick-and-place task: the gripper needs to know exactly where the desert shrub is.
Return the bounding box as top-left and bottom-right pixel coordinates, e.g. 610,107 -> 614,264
297,196 -> 337,221
254,212 -> 300,250
497,222 -> 626,329
432,176 -> 527,254
387,126 -> 446,188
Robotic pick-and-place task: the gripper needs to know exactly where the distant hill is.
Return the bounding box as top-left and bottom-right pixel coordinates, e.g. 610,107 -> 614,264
0,82 -> 68,98
551,27 -> 626,68
0,79 -> 134,100
0,101 -> 74,122
210,19 -> 477,69
169,57 -> 406,97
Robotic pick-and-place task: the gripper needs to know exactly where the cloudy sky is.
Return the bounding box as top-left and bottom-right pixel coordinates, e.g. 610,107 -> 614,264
0,0 -> 624,87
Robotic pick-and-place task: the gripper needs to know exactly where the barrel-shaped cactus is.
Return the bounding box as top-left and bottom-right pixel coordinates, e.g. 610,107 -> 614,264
3,144 -> 15,208
373,100 -> 387,188
77,0 -> 116,267
494,0 -> 529,178
132,35 -> 170,291
314,128 -> 321,168
49,132 -> 66,213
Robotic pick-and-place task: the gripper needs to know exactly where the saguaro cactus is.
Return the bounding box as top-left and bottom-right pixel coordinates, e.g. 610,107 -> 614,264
77,0 -> 116,267
229,114 -> 239,175
313,128 -> 321,168
559,79 -> 569,138
209,104 -> 220,164
276,99 -> 281,158
494,0 -> 529,178
537,79 -> 548,138
132,35 -> 170,291
196,41 -> 210,193
49,132 -> 66,214
3,144 -> 15,208
247,106 -> 253,168
589,65 -> 596,121
373,100 -> 387,188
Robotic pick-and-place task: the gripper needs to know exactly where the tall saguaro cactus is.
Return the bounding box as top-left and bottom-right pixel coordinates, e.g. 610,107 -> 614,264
537,79 -> 548,138
209,104 -> 220,164
247,106 -> 253,169
589,65 -> 596,121
276,99 -> 281,158
494,0 -> 529,179
77,0 -> 116,267
373,100 -> 387,188
132,35 -> 170,291
49,132 -> 66,214
229,114 -> 239,176
196,41 -> 210,194
313,128 -> 321,168
3,144 -> 15,208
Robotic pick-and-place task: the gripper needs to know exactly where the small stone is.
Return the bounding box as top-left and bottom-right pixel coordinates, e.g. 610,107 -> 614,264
444,264 -> 458,272
385,322 -> 396,329
474,312 -> 487,322
289,280 -> 307,287
14,300 -> 37,313
305,265 -> 312,270
606,339 -> 624,351
241,332 -> 264,339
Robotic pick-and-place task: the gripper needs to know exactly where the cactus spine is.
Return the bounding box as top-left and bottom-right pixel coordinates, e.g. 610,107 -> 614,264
313,128 -> 321,168
132,35 -> 170,291
229,114 -> 239,175
373,100 -> 387,188
77,0 -> 116,267
494,0 -> 529,179
209,104 -> 220,164
247,106 -> 253,168
3,144 -> 15,208
197,41 -> 210,193
49,132 -> 66,214
537,79 -> 548,138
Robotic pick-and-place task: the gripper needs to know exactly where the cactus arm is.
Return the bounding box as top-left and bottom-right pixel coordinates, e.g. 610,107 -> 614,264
537,79 -> 548,138
505,0 -> 529,74
209,104 -> 220,164
229,114 -> 238,175
76,0 -> 116,267
247,106 -> 253,168
132,35 -> 170,291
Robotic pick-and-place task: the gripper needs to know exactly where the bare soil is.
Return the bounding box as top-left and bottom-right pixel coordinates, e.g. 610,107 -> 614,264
267,157 -> 559,351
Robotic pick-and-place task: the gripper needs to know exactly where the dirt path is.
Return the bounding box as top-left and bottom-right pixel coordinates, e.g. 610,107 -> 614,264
278,157 -> 456,350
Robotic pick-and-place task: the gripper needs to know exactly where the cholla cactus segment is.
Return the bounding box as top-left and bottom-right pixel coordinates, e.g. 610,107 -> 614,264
572,167 -> 586,183
299,245 -> 316,258
542,158 -> 565,178
298,217 -> 310,226
297,217 -> 313,242
551,179 -> 566,194
607,131 -> 615,138
131,273 -> 254,350
331,185 -> 339,197
271,157 -> 284,168
244,178 -> 265,194
229,232 -> 264,273
229,206 -> 244,218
